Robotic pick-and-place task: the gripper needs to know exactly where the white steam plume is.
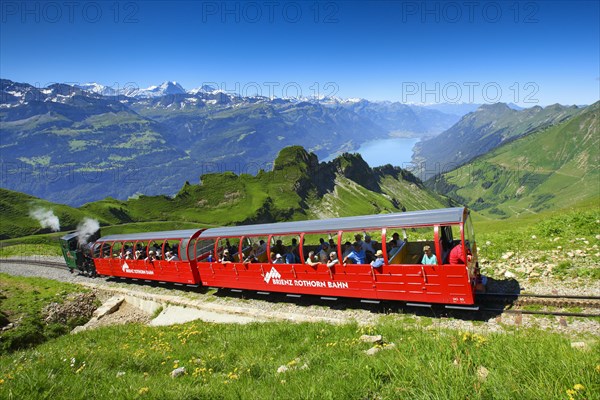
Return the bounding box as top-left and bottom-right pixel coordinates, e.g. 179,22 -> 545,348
76,218 -> 100,245
29,207 -> 61,232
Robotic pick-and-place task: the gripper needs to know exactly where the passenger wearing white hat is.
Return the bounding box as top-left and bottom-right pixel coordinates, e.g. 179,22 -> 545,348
326,251 -> 339,268
370,250 -> 385,268
166,251 -> 179,262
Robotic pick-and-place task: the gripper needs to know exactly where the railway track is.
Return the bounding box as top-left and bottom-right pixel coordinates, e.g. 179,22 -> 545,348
476,292 -> 600,309
478,308 -> 600,318
2,257 -> 599,319
0,258 -> 71,270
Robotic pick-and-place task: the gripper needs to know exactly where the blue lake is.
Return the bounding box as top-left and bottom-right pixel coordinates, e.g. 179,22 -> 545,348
355,137 -> 420,168
322,137 -> 420,168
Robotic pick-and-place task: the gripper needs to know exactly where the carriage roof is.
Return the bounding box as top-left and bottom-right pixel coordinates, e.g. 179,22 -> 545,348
96,229 -> 202,243
199,207 -> 466,238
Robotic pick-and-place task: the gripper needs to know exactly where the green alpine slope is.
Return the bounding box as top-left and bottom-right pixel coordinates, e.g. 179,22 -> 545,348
428,102 -> 599,218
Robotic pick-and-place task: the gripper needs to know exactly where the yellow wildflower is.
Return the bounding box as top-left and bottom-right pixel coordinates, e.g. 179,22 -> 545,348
566,389 -> 576,396
573,384 -> 584,391
138,387 -> 149,395
0,379 -> 4,385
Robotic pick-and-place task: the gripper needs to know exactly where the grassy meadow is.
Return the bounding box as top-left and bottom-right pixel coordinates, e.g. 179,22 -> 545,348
1,310 -> 598,400
0,275 -> 95,354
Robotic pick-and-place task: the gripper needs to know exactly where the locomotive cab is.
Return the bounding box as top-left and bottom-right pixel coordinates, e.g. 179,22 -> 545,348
59,229 -> 100,274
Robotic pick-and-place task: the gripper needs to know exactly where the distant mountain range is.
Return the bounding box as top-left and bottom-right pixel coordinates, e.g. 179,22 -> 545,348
0,79 -> 460,205
1,78 -> 593,210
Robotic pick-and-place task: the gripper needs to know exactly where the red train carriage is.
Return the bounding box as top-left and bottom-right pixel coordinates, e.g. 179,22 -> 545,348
92,229 -> 205,285
89,207 -> 480,305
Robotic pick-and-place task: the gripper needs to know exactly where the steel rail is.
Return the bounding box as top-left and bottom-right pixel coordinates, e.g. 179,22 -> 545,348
478,292 -> 600,300
479,307 -> 600,318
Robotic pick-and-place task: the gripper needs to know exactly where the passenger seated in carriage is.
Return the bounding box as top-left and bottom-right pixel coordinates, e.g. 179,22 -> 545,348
326,251 -> 339,268
363,235 -> 377,262
342,241 -> 353,258
243,244 -> 260,264
363,235 -> 377,252
317,242 -> 330,262
285,246 -> 297,264
448,242 -> 465,264
421,245 -> 437,265
305,251 -> 320,267
387,231 -> 408,258
316,238 -> 326,253
343,242 -> 366,265
206,250 -> 215,262
290,239 -> 301,263
354,234 -> 364,249
273,239 -> 286,256
370,250 -> 385,268
145,251 -> 157,262
328,238 -> 336,250
220,249 -> 234,263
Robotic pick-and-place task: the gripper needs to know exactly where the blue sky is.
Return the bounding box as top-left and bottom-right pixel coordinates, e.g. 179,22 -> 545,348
1,0 -> 598,105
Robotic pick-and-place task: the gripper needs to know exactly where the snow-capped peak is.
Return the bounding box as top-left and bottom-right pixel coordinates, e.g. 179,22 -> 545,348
78,81 -> 188,98
188,84 -> 219,95
136,81 -> 186,97
76,82 -> 119,96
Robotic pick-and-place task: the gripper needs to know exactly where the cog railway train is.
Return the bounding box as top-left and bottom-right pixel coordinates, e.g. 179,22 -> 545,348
60,207 -> 484,307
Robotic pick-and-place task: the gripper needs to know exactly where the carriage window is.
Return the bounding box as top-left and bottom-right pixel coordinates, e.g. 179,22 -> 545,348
133,241 -> 145,259
111,242 -> 123,259
147,240 -> 164,259
217,237 -> 241,261
169,241 -> 181,257
242,236 -> 269,263
194,239 -> 215,261
464,215 -> 475,253
180,239 -> 191,261
102,242 -> 112,258
270,235 -> 301,264
439,225 -> 459,264
303,232 -> 338,264
122,241 -> 134,259
340,230 -> 381,264
136,241 -> 150,259
406,227 -> 436,265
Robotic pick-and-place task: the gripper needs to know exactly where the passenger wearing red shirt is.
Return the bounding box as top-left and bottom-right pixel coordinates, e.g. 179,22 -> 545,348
448,243 -> 465,264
